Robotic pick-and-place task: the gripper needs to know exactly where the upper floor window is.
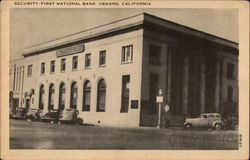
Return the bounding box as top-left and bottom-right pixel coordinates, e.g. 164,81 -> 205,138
41,62 -> 45,75
85,53 -> 91,68
121,45 -> 133,63
72,56 -> 78,70
50,60 -> 55,73
61,58 -> 66,72
27,65 -> 32,76
99,50 -> 106,66
227,63 -> 234,79
149,44 -> 161,65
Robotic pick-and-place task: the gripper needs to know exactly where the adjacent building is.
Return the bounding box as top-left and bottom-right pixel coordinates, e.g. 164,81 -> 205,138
9,13 -> 238,127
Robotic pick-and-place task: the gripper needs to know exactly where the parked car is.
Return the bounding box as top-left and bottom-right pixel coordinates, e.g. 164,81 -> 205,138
26,108 -> 42,121
58,109 -> 83,125
41,109 -> 61,123
11,107 -> 27,119
184,113 -> 224,130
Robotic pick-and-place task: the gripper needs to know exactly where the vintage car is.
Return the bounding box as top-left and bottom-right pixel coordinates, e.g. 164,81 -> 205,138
26,108 -> 42,121
11,107 -> 28,119
184,113 -> 224,130
40,109 -> 61,123
58,109 -> 83,125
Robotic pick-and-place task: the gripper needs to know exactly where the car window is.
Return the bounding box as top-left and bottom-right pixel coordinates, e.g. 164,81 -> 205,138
215,115 -> 220,118
208,115 -> 214,118
201,115 -> 207,118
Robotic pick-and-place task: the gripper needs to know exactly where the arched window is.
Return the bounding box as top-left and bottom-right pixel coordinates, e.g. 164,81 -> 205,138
59,83 -> 65,110
70,82 -> 78,109
82,80 -> 91,111
48,84 -> 55,110
97,79 -> 106,112
39,84 -> 45,109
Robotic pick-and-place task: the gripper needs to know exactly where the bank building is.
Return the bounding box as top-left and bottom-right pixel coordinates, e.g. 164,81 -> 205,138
9,13 -> 238,127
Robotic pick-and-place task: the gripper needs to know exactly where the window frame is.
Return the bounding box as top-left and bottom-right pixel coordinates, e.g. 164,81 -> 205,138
72,56 -> 78,70
70,82 -> 78,109
41,62 -> 45,75
99,50 -> 106,67
96,79 -> 106,112
121,45 -> 133,64
82,80 -> 91,112
61,58 -> 66,72
39,84 -> 45,109
50,60 -> 55,74
120,75 -> 130,113
48,84 -> 55,110
27,64 -> 33,76
85,53 -> 91,69
59,83 -> 66,110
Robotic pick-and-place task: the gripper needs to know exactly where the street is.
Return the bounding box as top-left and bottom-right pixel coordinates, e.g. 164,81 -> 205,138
10,119 -> 238,150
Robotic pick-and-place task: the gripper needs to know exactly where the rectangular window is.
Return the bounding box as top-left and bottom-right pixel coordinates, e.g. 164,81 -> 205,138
149,44 -> 161,65
227,63 -> 234,79
27,65 -> 32,76
50,60 -> 55,73
99,50 -> 106,66
85,53 -> 91,68
61,58 -> 66,72
120,75 -> 130,113
72,56 -> 78,70
121,45 -> 133,63
41,62 -> 45,75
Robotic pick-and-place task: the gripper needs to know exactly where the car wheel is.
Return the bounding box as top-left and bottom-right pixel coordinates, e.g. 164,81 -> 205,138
214,123 -> 222,130
185,123 -> 192,129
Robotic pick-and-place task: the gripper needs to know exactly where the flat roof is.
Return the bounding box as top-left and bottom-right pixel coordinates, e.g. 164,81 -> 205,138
23,13 -> 238,57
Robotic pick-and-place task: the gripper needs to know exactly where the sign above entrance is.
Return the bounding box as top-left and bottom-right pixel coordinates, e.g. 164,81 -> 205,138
56,44 -> 85,57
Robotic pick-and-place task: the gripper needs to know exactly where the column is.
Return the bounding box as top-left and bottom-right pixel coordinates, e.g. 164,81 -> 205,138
19,67 -> 22,90
65,80 -> 71,109
43,83 -> 49,111
54,82 -> 59,109
20,66 -> 24,108
13,64 -> 16,91
166,47 -> 172,105
182,54 -> 189,115
199,57 -> 206,113
16,67 -> 19,91
17,67 -> 22,108
214,57 -> 221,112
77,80 -> 82,111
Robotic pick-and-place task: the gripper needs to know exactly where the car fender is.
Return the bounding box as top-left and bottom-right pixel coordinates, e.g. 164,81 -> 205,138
212,120 -> 222,127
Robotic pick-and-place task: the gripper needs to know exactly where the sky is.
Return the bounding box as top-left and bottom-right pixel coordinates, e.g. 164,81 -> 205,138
10,8 -> 238,61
